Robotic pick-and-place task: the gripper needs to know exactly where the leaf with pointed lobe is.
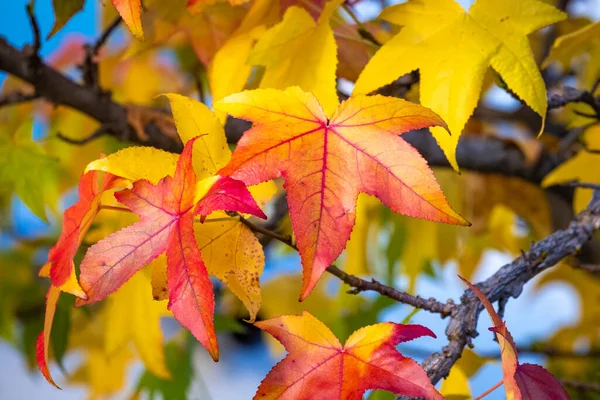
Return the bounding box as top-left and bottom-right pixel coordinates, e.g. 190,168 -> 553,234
36,286 -> 61,389
354,0 -> 566,170
254,312 -> 444,400
216,87 -> 468,299
112,0 -> 144,40
460,276 -> 569,400
77,137 -> 265,360
43,170 -> 122,298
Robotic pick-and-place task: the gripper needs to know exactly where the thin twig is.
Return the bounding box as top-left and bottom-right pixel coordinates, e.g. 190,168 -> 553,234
327,265 -> 456,316
238,215 -> 295,249
560,181 -> 600,190
93,16 -> 122,55
559,379 -> 600,393
480,345 -> 600,359
0,90 -> 39,107
239,214 -> 456,316
25,3 -> 41,54
56,125 -> 112,145
81,16 -> 121,89
341,4 -> 381,46
98,204 -> 131,213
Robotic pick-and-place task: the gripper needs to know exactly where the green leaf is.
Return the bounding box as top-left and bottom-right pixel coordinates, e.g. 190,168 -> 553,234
401,308 -> 421,324
48,0 -> 85,38
135,338 -> 195,400
0,120 -> 58,221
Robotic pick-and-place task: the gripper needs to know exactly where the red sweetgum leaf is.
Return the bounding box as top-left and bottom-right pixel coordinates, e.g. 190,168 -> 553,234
216,87 -> 468,300
459,276 -> 569,400
36,286 -> 61,389
514,363 -> 570,400
76,137 -> 265,360
254,311 -> 444,400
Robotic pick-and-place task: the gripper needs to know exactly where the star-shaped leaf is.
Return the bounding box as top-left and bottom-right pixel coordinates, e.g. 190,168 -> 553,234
77,137 -> 266,359
216,87 -> 468,299
354,0 -> 566,169
254,311 -> 443,400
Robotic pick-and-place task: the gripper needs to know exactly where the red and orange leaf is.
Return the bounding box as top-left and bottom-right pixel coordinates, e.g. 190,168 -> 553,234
459,276 -> 568,400
254,311 -> 443,400
216,87 -> 468,299
112,0 -> 144,40
36,285 -> 61,389
44,170 -> 122,298
77,137 -> 264,359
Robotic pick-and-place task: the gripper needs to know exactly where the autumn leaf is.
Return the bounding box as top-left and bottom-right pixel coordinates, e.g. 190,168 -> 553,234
543,21 -> 600,88
249,0 -> 342,116
254,311 -> 443,400
48,0 -> 85,38
36,170 -> 124,388
354,0 -> 566,169
77,137 -> 266,360
542,125 -> 600,212
35,286 -> 61,389
216,87 -> 468,299
42,170 -> 122,298
0,119 -> 59,222
459,276 -> 570,400
112,0 -> 144,40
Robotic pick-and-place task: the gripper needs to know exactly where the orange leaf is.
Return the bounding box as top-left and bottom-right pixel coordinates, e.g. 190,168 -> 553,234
459,276 -> 569,400
112,0 -> 144,40
216,87 -> 468,299
35,286 -> 61,389
254,311 -> 443,400
43,170 -> 121,298
76,137 -> 265,360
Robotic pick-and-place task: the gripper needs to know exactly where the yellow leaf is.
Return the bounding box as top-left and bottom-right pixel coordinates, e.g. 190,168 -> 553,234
195,212 -> 264,321
440,366 -> 471,400
248,0 -> 342,116
343,194 -> 381,277
71,348 -> 133,399
86,147 -> 178,185
441,349 -> 487,399
354,0 -> 566,170
163,93 -> 231,179
210,26 -> 266,123
105,268 -> 171,379
543,21 -> 600,85
150,254 -> 169,301
542,125 -> 600,212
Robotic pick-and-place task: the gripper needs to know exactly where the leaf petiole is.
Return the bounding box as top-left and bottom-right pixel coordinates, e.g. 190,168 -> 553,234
98,204 -> 132,213
474,379 -> 504,400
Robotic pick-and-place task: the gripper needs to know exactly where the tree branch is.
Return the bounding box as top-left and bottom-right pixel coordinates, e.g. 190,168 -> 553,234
416,189 -> 600,388
0,90 -> 39,107
0,38 -> 565,184
238,215 -> 455,315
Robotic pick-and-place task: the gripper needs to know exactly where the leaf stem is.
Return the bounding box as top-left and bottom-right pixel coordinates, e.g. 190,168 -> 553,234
341,4 -> 382,46
473,379 -> 504,400
98,204 -> 131,213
